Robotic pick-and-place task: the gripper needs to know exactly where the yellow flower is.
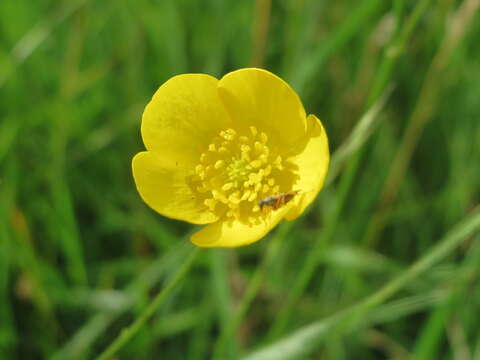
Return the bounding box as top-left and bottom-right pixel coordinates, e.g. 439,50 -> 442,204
132,68 -> 329,247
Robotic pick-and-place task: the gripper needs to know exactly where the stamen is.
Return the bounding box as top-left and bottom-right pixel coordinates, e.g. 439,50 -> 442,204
204,198 -> 217,211
191,127 -> 293,225
241,190 -> 251,200
222,182 -> 234,191
260,132 -> 268,143
250,160 -> 262,169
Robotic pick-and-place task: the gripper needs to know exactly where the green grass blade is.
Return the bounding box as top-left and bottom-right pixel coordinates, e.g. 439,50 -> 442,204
244,206 -> 480,360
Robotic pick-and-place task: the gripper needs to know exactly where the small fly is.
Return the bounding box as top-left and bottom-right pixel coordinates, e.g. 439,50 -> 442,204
258,191 -> 299,211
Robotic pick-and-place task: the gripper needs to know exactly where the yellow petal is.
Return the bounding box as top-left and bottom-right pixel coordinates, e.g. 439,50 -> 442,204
285,114 -> 329,220
218,68 -> 307,150
142,74 -> 231,168
132,151 -> 218,224
191,206 -> 291,248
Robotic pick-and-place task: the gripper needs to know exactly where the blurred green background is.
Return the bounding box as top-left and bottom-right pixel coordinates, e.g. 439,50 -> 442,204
1,0 -> 480,359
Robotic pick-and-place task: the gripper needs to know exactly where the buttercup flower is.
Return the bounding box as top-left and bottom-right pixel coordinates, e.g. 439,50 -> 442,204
132,68 -> 329,247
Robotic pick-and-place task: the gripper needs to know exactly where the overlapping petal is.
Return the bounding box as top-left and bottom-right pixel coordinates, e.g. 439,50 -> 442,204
218,68 -> 307,151
285,114 -> 329,220
132,152 -> 218,224
142,74 -> 231,168
191,205 -> 291,247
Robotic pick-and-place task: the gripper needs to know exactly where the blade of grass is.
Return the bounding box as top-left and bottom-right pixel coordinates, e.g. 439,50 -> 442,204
326,87 -> 392,185
212,87 -> 392,356
187,296 -> 214,360
412,235 -> 480,359
51,243 -> 192,360
366,0 -> 432,106
0,0 -> 88,88
0,118 -> 20,164
209,250 -> 238,358
250,0 -> 271,67
265,88 -> 391,341
0,160 -> 16,359
212,223 -> 292,359
364,0 -> 480,247
291,0 -> 383,92
264,0 -> 434,341
243,205 -> 480,360
94,246 -> 200,360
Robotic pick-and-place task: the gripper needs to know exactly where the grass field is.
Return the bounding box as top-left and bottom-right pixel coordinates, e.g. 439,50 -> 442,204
1,0 -> 480,359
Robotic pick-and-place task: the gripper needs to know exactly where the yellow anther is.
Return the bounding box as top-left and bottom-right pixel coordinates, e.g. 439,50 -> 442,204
228,192 -> 241,204
248,173 -> 260,183
260,132 -> 268,143
241,144 -> 251,153
241,152 -> 251,162
250,160 -> 262,169
265,166 -> 272,176
254,141 -> 263,153
212,190 -> 228,203
224,129 -> 236,140
222,182 -> 234,191
204,198 -> 217,210
241,190 -> 251,200
221,132 -> 235,141
191,126 -> 296,226
273,155 -> 283,170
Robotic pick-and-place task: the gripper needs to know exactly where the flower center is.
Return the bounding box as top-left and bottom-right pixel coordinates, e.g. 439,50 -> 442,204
191,126 -> 295,224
